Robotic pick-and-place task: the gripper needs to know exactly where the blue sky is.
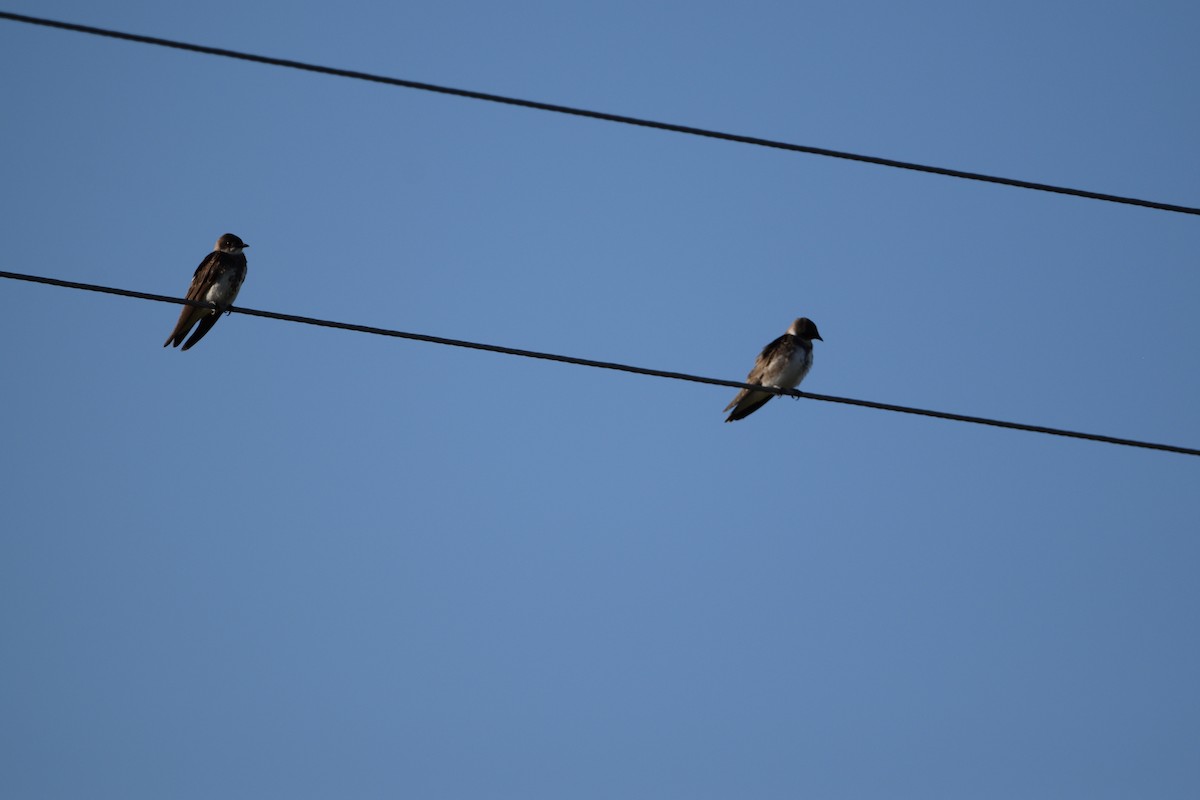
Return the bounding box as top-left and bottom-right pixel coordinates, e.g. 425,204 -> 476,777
2,1 -> 1198,797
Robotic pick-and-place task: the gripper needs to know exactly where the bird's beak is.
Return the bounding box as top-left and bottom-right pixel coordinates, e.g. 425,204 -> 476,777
814,334 -> 823,341
242,243 -> 250,248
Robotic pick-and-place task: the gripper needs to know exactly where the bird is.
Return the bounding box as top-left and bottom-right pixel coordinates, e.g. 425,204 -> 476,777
163,233 -> 249,351
724,317 -> 823,422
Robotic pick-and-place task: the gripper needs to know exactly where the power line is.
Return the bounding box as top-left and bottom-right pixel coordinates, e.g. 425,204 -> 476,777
2,11 -> 1197,217
3,269 -> 1197,458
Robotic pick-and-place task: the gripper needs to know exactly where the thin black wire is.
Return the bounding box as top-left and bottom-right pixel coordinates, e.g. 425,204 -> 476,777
2,11 -> 1197,217
3,269 -> 1197,458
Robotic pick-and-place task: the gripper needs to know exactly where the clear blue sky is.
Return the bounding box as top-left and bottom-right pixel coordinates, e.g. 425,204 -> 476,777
2,2 -> 1198,797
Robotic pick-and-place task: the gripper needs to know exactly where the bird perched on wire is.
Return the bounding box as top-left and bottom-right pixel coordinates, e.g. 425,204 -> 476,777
163,233 -> 249,351
724,317 -> 823,422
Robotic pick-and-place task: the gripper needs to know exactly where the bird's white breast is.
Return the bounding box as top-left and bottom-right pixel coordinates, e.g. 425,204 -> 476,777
768,346 -> 813,389
205,271 -> 243,307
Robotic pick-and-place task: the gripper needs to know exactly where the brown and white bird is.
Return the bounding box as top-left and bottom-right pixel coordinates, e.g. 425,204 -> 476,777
163,233 -> 249,351
724,317 -> 823,422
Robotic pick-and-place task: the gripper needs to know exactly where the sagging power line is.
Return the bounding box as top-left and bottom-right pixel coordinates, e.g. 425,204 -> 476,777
1,10 -> 1197,217
2,269 -> 1197,458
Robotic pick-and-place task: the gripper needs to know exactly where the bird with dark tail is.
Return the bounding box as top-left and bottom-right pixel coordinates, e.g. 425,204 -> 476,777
724,317 -> 822,422
163,233 -> 249,351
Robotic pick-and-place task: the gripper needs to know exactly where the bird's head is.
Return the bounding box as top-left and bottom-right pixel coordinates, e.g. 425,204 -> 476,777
789,317 -> 822,341
215,233 -> 248,254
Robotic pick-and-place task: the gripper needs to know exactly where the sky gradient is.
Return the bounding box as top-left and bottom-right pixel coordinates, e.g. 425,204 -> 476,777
2,2 -> 1198,798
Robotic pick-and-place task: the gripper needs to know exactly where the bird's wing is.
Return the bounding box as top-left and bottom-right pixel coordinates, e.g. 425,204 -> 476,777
183,251 -> 225,301
163,252 -> 222,348
723,334 -> 791,416
746,334 -> 791,384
